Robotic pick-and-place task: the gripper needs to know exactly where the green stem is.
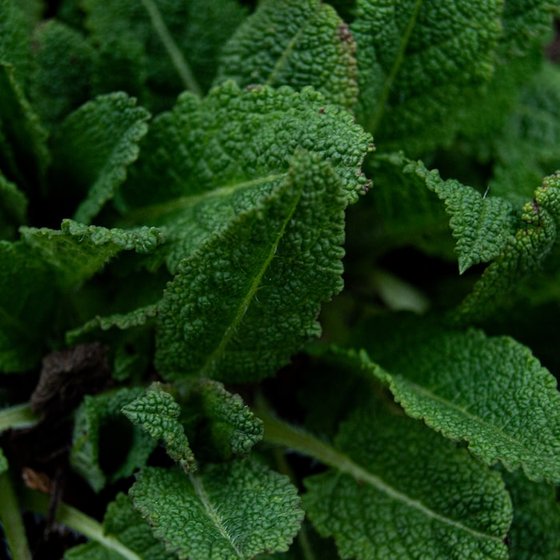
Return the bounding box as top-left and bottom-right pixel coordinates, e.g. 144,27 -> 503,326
22,492 -> 142,560
0,471 -> 32,560
0,403 -> 40,433
140,0 -> 202,97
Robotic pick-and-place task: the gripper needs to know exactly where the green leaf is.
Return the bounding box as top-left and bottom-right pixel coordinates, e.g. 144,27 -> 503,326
65,493 -> 174,560
119,84 -> 371,272
0,170 -> 27,239
491,62 -> 560,204
155,151 -> 347,382
194,380 -> 263,456
407,160 -> 514,273
0,0 -> 33,82
71,388 -> 157,492
351,0 -> 502,152
327,321 -> 560,483
302,405 -> 512,560
50,93 -> 150,224
455,172 -> 560,323
122,384 -> 196,473
0,241 -> 56,372
30,21 -> 95,128
130,459 -> 303,560
504,470 -> 560,560
21,220 -> 165,289
216,0 -> 358,110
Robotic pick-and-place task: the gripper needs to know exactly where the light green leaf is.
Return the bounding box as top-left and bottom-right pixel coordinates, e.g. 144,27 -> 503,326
0,241 -> 56,372
50,93 -> 150,224
195,380 -> 263,456
504,470 -> 560,560
21,219 -> 165,289
71,388 -> 157,492
302,405 -> 512,560
326,321 -> 560,483
455,172 -> 560,323
30,21 -> 95,128
352,0 -> 502,152
65,493 -> 174,560
130,459 -> 303,560
122,384 -> 196,472
216,0 -> 358,109
155,151 -> 347,382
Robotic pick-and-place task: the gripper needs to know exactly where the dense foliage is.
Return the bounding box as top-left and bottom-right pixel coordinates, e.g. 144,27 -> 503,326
1,0 -> 560,559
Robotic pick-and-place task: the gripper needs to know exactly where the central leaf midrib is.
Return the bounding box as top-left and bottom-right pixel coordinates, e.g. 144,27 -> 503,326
190,473 -> 244,558
124,173 -> 286,225
198,178 -> 303,376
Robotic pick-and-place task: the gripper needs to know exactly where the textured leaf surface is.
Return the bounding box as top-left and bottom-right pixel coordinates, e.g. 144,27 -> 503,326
120,84 -> 371,273
131,460 -> 303,560
0,241 -> 56,372
351,0 -> 502,151
504,471 -> 560,560
30,21 -> 95,128
71,388 -> 156,492
333,321 -> 560,483
303,405 -> 512,560
65,493 -> 173,560
455,173 -> 560,323
122,384 -> 195,472
21,220 -> 165,289
196,380 -> 263,456
155,152 -> 347,381
217,0 -> 358,109
50,93 -> 150,224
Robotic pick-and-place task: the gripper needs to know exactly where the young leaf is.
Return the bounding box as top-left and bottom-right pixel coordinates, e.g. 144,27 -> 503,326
21,220 -> 165,289
50,93 -> 150,224
65,493 -> 174,560
455,172 -> 560,323
122,384 -> 196,473
130,459 -> 303,560
194,380 -> 263,457
300,405 -> 512,560
325,321 -> 560,483
155,152 -> 347,382
0,241 -> 56,372
504,471 -> 560,560
216,0 -> 358,109
71,388 -> 156,492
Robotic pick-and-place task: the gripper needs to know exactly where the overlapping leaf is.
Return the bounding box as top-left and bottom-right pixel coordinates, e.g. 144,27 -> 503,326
324,320 -> 560,482
303,404 -> 512,560
131,460 -> 303,560
351,0 -> 502,152
122,384 -> 196,472
50,93 -> 150,224
216,0 -> 358,109
71,388 -> 156,492
155,152 -> 348,381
